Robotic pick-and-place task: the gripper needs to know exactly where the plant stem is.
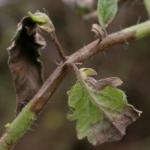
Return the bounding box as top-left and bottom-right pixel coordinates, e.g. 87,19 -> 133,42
50,31 -> 67,61
0,103 -> 36,150
67,20 -> 150,63
123,20 -> 150,39
1,20 -> 150,150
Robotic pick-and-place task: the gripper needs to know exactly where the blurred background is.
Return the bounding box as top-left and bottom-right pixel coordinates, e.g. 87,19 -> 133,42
0,0 -> 150,150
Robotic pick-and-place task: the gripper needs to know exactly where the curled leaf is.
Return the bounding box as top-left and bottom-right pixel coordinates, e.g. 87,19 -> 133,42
8,15 -> 46,114
80,68 -> 97,79
86,77 -> 123,90
91,24 -> 105,41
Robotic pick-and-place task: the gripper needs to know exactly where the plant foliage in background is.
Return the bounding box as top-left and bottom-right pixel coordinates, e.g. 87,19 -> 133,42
62,0 -> 95,14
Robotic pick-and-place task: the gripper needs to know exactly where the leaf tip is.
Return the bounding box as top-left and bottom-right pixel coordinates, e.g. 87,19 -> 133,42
28,11 -> 55,33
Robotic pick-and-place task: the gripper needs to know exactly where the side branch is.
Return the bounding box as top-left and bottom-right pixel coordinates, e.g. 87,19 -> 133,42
1,20 -> 150,150
68,20 -> 150,63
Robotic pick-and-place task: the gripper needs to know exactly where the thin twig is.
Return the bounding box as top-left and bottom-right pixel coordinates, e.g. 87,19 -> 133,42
50,31 -> 67,61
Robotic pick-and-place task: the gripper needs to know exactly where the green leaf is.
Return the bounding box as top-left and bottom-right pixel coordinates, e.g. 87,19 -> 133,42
67,68 -> 142,145
97,0 -> 118,29
67,82 -> 102,139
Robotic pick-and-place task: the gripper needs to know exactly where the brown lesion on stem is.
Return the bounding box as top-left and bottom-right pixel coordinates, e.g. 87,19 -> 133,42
31,63 -> 67,114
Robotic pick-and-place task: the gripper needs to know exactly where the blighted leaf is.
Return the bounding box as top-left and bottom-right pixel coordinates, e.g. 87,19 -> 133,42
97,0 -> 118,29
67,68 -> 141,145
86,77 -> 123,90
7,15 -> 46,114
87,104 -> 140,145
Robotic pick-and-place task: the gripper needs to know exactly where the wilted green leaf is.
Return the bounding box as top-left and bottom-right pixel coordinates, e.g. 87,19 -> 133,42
28,11 -> 55,33
97,0 -> 118,29
67,68 -> 141,145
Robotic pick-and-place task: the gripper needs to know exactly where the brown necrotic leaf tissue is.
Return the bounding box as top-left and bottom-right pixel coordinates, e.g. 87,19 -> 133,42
7,17 -> 46,114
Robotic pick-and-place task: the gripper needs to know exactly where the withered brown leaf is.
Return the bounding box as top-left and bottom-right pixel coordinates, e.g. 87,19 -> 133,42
7,17 -> 46,114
